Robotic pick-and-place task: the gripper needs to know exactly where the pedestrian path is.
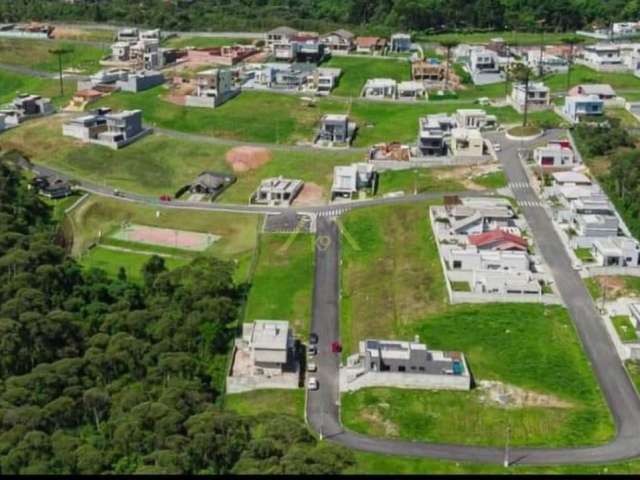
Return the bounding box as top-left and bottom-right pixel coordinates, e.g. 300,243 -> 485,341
510,181 -> 531,190
519,199 -> 544,208
315,207 -> 351,218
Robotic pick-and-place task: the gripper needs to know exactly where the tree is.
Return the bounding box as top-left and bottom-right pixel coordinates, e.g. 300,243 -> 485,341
142,255 -> 166,290
562,35 -> 586,92
510,63 -> 533,127
440,39 -> 460,92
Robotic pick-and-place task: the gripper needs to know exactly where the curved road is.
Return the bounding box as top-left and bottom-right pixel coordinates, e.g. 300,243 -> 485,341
307,130 -> 640,466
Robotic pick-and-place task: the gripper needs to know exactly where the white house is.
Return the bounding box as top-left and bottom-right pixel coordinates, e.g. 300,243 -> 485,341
450,128 -> 484,157
510,81 -> 550,112
448,247 -> 530,272
455,109 -> 497,129
362,78 -> 397,99
592,237 -> 640,267
563,95 -> 604,123
581,43 -> 624,71
533,142 -> 577,168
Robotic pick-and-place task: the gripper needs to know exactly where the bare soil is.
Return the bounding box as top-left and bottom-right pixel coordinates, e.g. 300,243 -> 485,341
292,182 -> 324,206
225,146 -> 272,172
477,380 -> 573,409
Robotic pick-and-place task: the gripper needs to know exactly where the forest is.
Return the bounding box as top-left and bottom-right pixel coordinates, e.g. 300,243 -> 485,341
0,159 -> 354,474
2,0 -> 640,35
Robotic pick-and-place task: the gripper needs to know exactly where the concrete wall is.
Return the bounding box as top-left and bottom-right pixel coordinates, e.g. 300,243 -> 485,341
226,375 -> 299,394
340,369 -> 471,392
450,291 -> 563,305
585,266 -> 640,277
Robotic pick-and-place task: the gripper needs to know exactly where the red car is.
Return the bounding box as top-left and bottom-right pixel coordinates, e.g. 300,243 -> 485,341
331,341 -> 342,353
159,194 -> 172,202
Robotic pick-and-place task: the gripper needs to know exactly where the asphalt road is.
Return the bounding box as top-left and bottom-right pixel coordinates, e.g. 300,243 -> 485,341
306,129 -> 640,466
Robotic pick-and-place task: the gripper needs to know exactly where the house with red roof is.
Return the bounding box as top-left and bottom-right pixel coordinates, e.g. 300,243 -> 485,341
468,229 -> 528,251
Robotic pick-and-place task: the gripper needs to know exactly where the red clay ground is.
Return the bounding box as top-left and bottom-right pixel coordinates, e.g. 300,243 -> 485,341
225,146 -> 272,172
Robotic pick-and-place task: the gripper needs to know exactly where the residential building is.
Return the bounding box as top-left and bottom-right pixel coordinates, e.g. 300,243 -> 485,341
533,141 -> 577,168
185,68 -> 236,108
468,269 -> 542,295
455,109 -> 497,129
116,27 -> 140,42
411,60 -> 445,83
362,78 -> 397,99
115,70 -> 165,93
525,51 -> 569,74
291,35 -> 326,63
445,199 -> 516,235
390,33 -> 412,52
563,95 -> 604,123
316,114 -> 356,145
0,113 -> 5,132
306,67 -> 341,95
250,177 -> 304,207
613,22 -> 639,37
450,128 -> 485,157
592,237 -> 640,267
574,214 -> 619,238
11,94 -> 54,117
185,45 -> 258,66
469,48 -> 499,73
355,36 -> 387,55
417,114 -> 456,157
30,175 -> 72,199
510,82 -> 550,112
568,84 -> 617,100
467,229 -> 528,251
321,30 -> 355,53
331,163 -> 376,200
62,108 -> 151,149
397,81 -> 426,100
552,171 -> 591,186
486,37 -> 508,56
266,26 -> 298,49
581,43 -> 624,70
188,171 -> 237,197
340,337 -> 471,392
448,247 -> 531,272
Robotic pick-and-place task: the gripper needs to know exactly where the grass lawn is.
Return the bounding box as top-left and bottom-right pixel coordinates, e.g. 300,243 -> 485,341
544,65 -> 640,93
612,315 -> 639,342
80,245 -> 191,283
339,202 -> 613,447
417,31 -> 594,47
243,234 -> 315,338
0,116 -> 362,203
163,36 -> 255,48
471,170 -> 508,189
585,276 -> 640,301
574,247 -> 594,263
323,56 -> 411,97
0,70 -> 73,106
508,125 -> 542,137
67,195 -> 261,283
376,169 -> 464,196
626,360 -> 640,394
224,389 -> 305,418
605,108 -> 640,128
450,281 -> 471,292
0,38 -> 107,73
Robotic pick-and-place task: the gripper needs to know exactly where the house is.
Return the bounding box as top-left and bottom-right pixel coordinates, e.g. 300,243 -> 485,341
613,22 -> 639,37
448,247 -> 531,272
115,70 -> 165,92
448,205 -> 515,235
185,68 -> 236,108
469,48 -> 499,73
185,45 -> 258,66
315,114 -> 357,145
291,35 -> 326,63
227,320 -> 299,394
412,60 -> 445,83
450,128 -> 485,157
563,95 -> 604,123
266,26 -> 298,49
306,67 -> 341,95
568,84 -> 617,101
321,29 -> 354,54
340,337 -> 471,392
631,304 -> 640,328
362,78 -> 397,99
390,33 -> 411,52
250,177 -> 304,207
525,51 -> 568,74
552,171 -> 591,186
417,114 -> 456,157
355,36 -> 387,55
62,108 -> 151,149
581,43 -> 623,70
397,81 -> 426,100
533,142 -> 577,168
467,229 -> 528,251
468,269 -> 542,295
486,37 -> 508,56
592,237 -> 640,267
189,171 -> 237,198
30,175 -> 72,199
510,82 -> 550,113
331,163 -> 376,200
116,28 -> 140,42
574,214 -> 619,238
11,94 -> 54,117
455,109 -> 497,129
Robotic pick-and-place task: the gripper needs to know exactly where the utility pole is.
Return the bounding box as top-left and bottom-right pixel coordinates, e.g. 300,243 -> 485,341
504,43 -> 511,98
537,20 -> 546,78
504,422 -> 511,468
48,47 -> 74,97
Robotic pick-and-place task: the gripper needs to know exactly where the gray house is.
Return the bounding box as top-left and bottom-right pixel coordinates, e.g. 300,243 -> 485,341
250,177 -> 304,207
189,171 -> 237,199
62,108 -> 151,149
315,114 -> 357,145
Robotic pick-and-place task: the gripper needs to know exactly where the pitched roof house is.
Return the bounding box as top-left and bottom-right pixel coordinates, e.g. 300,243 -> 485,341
468,229 -> 528,251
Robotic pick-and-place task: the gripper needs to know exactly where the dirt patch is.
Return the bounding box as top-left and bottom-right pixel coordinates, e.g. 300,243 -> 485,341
434,164 -> 501,191
477,381 -> 573,409
292,182 -> 324,206
52,26 -> 94,41
225,146 -> 272,173
361,408 -> 399,437
595,276 -> 627,299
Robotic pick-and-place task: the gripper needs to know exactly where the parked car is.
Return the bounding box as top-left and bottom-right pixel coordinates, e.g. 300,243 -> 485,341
493,143 -> 502,152
309,333 -> 319,345
331,341 -> 342,353
307,362 -> 317,372
308,377 -> 319,390
159,194 -> 172,202
308,345 -> 317,356
113,188 -> 124,197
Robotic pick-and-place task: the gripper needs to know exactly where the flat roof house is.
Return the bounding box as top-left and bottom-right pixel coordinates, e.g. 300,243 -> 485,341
574,214 -> 619,239
397,80 -> 426,100
470,48 -> 499,73
185,68 -> 236,108
450,128 -> 485,157
307,67 -> 341,95
331,163 -> 375,200
455,109 -> 497,129
355,36 -> 387,55
552,171 -> 592,186
340,337 -> 471,392
321,29 -> 355,53
316,114 -> 357,145
448,247 -> 531,273
533,142 -> 577,169
11,94 -> 54,117
62,107 -> 151,149
592,237 -> 640,267
563,95 -> 604,124
30,175 -> 72,199
510,81 -> 550,113
242,320 -> 293,374
362,78 -> 397,99
292,35 -> 326,64
417,114 -> 456,157
116,70 -> 165,93
390,33 -> 412,52
250,177 -> 304,207
582,43 -> 623,70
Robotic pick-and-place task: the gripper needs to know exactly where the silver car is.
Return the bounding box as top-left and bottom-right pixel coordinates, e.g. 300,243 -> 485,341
308,377 -> 319,390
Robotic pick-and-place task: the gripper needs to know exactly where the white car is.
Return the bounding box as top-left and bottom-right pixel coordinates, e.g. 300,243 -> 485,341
307,345 -> 317,356
307,362 -> 317,372
493,143 -> 502,152
308,377 -> 319,390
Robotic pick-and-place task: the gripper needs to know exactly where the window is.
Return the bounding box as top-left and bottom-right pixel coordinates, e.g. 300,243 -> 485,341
453,260 -> 462,269
398,366 -> 406,372
410,366 -> 417,371
418,366 -> 425,372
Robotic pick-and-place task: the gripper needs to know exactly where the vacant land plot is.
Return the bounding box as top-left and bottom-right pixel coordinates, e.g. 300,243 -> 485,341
585,275 -> 640,301
0,70 -> 73,105
323,56 -> 411,97
225,389 -> 305,418
0,116 -> 362,203
612,315 -> 639,342
417,31 -> 594,46
52,26 -> 115,42
163,36 -> 255,49
0,38 -> 107,73
375,169 -> 465,196
67,195 -> 261,283
339,203 -> 613,447
545,65 -> 640,92
471,170 -> 508,189
243,234 -> 315,338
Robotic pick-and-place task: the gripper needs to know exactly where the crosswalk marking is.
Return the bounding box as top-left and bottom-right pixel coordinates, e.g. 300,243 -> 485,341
519,200 -> 543,208
509,182 -> 530,190
316,207 -> 350,218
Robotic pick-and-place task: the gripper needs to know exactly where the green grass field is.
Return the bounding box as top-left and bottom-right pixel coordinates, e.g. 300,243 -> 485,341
471,170 -> 508,189
163,36 -> 255,49
626,360 -> 640,394
323,56 -> 411,97
612,316 -> 639,342
575,247 -> 595,263
224,389 -> 305,418
0,38 -> 107,73
585,276 -> 640,301
544,65 -> 640,93
0,69 -> 73,106
243,234 -> 315,338
67,195 -> 261,283
375,169 -> 464,196
417,31 -> 594,46
339,202 -> 613,448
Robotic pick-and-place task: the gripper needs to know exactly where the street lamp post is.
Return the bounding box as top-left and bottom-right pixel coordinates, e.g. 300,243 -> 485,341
48,47 -> 74,97
504,423 -> 511,468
